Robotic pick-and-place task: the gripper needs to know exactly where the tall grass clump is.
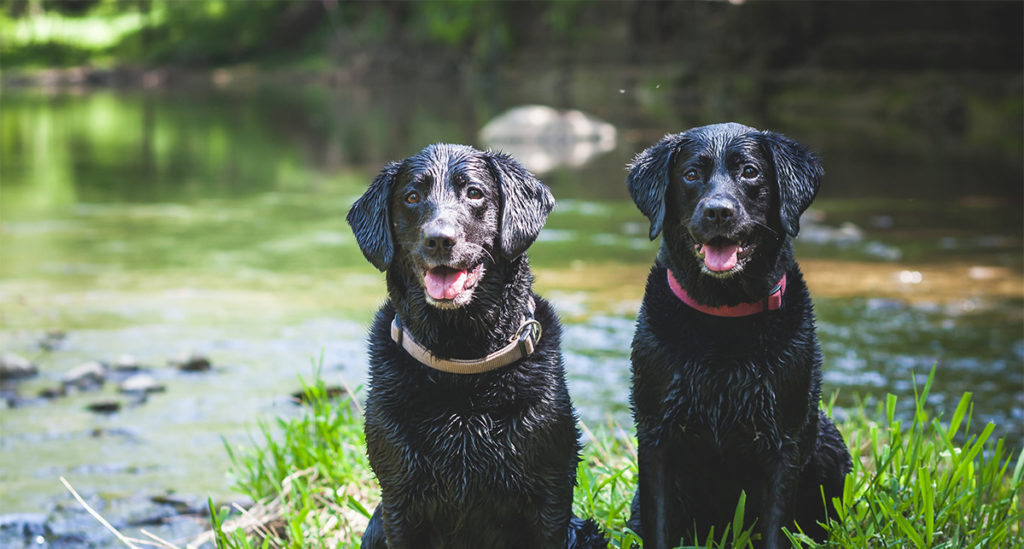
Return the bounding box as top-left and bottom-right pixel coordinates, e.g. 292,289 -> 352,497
796,369 -> 1024,548
209,368 -> 375,548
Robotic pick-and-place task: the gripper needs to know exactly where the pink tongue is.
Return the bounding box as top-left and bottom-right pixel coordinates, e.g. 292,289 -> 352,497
701,243 -> 740,272
424,268 -> 469,300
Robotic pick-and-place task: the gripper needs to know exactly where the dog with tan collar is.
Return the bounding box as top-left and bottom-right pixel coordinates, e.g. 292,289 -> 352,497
348,144 -> 606,549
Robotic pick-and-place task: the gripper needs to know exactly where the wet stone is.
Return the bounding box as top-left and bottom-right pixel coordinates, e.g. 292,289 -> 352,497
38,386 -> 66,399
0,512 -> 50,541
113,354 -> 143,372
62,361 -> 106,390
291,385 -> 347,404
173,353 -> 211,372
39,330 -> 67,351
86,400 -> 121,414
0,353 -> 37,380
118,374 -> 165,394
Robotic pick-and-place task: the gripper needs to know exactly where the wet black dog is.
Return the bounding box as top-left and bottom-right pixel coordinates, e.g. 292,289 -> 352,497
347,144 -> 606,549
625,123 -> 851,549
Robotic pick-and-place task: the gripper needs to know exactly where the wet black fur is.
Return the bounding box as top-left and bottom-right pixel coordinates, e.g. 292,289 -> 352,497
347,144 -> 607,549
625,124 -> 852,549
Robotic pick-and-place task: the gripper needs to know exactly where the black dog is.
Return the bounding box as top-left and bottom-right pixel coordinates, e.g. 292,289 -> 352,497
347,144 -> 606,549
625,123 -> 852,549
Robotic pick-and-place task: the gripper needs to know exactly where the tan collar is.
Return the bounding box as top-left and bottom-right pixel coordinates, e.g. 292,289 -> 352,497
390,302 -> 542,375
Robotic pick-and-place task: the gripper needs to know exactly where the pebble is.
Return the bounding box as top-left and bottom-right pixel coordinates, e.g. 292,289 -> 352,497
113,354 -> 143,372
86,400 -> 121,414
291,385 -> 347,404
38,386 -> 66,399
0,353 -> 38,380
0,512 -> 50,540
174,353 -> 211,372
39,330 -> 67,351
62,361 -> 106,390
119,374 -> 166,394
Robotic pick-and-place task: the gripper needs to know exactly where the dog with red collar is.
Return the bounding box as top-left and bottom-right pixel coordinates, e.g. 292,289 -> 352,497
626,123 -> 852,549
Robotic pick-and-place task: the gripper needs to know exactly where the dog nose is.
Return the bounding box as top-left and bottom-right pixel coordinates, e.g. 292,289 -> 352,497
701,198 -> 736,223
423,226 -> 457,252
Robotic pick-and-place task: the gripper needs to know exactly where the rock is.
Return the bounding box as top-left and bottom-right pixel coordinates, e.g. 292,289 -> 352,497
86,400 -> 121,414
38,386 -> 66,399
0,512 -> 50,541
150,494 -> 204,515
119,374 -> 165,394
173,353 -> 211,372
479,105 -> 617,174
39,330 -> 67,351
113,354 -> 143,372
291,385 -> 347,404
0,353 -> 37,380
62,361 -> 106,390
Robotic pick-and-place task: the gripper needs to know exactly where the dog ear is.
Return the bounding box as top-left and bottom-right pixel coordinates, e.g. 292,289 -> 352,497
761,132 -> 823,237
485,151 -> 555,259
346,161 -> 400,271
627,134 -> 685,240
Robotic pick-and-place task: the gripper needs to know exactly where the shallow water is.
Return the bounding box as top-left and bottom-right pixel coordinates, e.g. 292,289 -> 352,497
1,74 -> 1021,542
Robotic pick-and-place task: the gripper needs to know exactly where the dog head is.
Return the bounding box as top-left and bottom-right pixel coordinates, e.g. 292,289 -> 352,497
347,144 -> 554,309
628,123 -> 822,279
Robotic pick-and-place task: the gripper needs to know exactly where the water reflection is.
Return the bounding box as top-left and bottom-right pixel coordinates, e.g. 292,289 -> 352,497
479,105 -> 616,174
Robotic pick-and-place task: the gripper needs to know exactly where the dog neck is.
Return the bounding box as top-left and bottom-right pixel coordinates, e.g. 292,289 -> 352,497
667,268 -> 786,317
389,298 -> 541,374
387,255 -> 537,361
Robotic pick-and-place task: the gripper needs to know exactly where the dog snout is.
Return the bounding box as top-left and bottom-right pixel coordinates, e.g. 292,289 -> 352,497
423,229 -> 456,251
421,218 -> 461,258
699,197 -> 738,225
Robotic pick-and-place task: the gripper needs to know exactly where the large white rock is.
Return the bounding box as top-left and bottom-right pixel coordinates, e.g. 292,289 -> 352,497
479,105 -> 617,174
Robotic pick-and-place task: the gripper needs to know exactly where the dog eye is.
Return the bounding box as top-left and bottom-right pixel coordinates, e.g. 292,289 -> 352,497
466,187 -> 484,200
683,169 -> 699,182
741,165 -> 760,179
404,191 -> 421,204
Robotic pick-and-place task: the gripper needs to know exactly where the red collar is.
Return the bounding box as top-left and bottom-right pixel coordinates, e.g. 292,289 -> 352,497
667,269 -> 787,317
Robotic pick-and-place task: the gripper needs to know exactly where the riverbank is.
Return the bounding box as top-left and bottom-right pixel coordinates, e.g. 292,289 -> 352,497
18,367 -> 1014,548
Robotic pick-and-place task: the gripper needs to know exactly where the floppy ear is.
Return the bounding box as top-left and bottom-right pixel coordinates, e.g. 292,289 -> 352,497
760,131 -> 823,237
627,134 -> 685,240
346,161 -> 400,271
485,151 -> 555,259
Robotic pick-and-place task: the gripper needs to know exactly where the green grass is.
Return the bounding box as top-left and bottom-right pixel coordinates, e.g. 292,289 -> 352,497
209,366 -> 1022,548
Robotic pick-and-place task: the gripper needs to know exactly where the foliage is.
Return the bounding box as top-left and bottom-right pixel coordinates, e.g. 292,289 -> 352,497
798,371 -> 1024,548
210,365 -> 1022,548
216,365 -> 374,548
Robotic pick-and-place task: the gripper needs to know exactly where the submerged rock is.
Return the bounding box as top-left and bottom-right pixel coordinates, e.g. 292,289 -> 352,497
172,353 -> 211,372
118,374 -> 166,394
38,386 -> 66,399
62,361 -> 106,390
113,354 -> 143,372
85,400 -> 121,414
39,330 -> 67,351
291,385 -> 347,404
0,353 -> 37,380
0,513 -> 50,543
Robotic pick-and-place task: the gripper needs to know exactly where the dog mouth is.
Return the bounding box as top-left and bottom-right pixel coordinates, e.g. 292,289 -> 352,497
422,263 -> 484,302
694,237 -> 753,274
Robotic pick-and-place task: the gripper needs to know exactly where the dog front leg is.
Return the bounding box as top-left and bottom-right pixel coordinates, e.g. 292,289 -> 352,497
760,449 -> 800,549
361,503 -> 388,549
378,499 -> 421,549
639,442 -> 676,549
